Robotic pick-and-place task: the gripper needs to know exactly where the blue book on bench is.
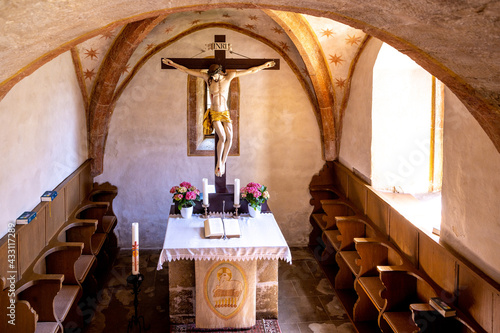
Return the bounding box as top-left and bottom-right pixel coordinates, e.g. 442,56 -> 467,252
41,190 -> 58,202
16,211 -> 36,225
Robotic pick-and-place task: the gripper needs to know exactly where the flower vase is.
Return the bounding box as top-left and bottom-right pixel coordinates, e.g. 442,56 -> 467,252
248,205 -> 261,218
181,206 -> 193,219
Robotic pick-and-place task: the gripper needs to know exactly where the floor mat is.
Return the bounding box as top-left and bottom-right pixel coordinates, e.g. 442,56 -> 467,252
170,319 -> 281,333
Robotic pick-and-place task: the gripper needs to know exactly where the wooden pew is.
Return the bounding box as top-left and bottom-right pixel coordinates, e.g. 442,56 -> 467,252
29,243 -> 84,328
56,220 -> 98,296
378,267 -> 485,333
351,238 -> 407,323
0,276 -> 48,333
0,161 -> 119,332
15,275 -> 64,333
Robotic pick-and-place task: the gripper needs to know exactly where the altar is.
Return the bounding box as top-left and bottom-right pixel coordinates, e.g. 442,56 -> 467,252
157,212 -> 291,327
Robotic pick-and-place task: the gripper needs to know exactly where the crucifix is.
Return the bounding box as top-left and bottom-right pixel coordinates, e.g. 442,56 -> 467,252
162,35 -> 279,194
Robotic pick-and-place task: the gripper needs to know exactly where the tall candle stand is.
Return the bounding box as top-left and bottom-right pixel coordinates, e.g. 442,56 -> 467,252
126,273 -> 149,333
202,203 -> 210,218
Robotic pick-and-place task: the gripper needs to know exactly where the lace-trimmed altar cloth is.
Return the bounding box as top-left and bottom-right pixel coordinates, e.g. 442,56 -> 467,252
157,213 -> 292,270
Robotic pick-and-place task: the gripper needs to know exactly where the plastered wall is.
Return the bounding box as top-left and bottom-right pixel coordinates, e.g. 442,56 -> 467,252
0,52 -> 88,238
95,28 -> 324,249
340,41 -> 500,283
441,88 -> 500,283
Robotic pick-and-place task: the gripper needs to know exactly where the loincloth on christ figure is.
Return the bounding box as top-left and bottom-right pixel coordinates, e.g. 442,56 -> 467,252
203,109 -> 232,135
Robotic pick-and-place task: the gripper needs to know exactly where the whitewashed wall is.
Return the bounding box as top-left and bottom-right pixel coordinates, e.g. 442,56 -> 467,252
441,88 -> 500,283
339,38 -> 381,177
340,41 -> 500,283
95,29 -> 324,249
0,52 -> 88,238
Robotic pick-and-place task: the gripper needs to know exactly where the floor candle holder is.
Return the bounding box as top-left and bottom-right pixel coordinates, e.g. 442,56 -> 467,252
127,273 -> 150,332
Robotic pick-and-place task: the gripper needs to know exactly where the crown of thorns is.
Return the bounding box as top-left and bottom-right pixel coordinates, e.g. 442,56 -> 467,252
208,64 -> 224,76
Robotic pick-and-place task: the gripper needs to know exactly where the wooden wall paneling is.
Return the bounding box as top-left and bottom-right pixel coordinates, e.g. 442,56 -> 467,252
493,292 -> 500,333
366,190 -> 389,236
418,234 -> 456,298
0,236 -> 15,280
45,192 -> 66,244
457,263 -> 493,332
347,175 -> 367,214
65,175 -> 81,220
17,205 -> 46,276
388,208 -> 419,266
333,162 -> 349,195
80,162 -> 93,201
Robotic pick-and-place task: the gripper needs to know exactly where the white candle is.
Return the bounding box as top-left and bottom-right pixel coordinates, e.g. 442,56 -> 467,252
202,178 -> 209,205
234,178 -> 240,205
132,222 -> 139,275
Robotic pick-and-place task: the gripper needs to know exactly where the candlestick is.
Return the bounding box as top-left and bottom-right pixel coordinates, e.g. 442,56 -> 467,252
202,203 -> 210,219
126,273 -> 149,332
202,178 -> 209,205
233,204 -> 241,218
132,222 -> 139,275
234,178 -> 240,205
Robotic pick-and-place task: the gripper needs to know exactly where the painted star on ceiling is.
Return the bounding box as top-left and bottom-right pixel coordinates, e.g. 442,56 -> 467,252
245,24 -> 256,30
191,19 -> 201,25
145,43 -> 156,52
329,54 -> 344,66
279,42 -> 290,52
164,26 -> 174,34
100,31 -> 115,40
84,48 -> 99,60
249,15 -> 258,21
321,28 -> 335,38
122,64 -> 131,74
335,78 -> 346,88
346,35 -> 362,46
83,68 -> 96,80
272,27 -> 284,35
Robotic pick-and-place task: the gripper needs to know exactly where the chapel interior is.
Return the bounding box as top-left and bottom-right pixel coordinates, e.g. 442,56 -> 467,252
0,1 -> 499,333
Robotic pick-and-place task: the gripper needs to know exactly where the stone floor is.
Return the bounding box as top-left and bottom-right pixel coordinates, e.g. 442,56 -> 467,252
82,247 -> 356,333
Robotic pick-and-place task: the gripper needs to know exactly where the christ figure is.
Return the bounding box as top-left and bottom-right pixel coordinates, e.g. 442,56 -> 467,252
163,58 -> 275,177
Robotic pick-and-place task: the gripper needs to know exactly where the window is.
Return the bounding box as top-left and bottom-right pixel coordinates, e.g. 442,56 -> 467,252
371,43 -> 444,235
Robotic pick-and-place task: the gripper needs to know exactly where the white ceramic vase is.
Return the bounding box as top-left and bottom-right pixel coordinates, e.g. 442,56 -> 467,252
181,206 -> 193,219
248,205 -> 261,218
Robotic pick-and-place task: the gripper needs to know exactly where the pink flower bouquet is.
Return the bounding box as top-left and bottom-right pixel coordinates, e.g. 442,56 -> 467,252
170,181 -> 201,210
240,182 -> 270,209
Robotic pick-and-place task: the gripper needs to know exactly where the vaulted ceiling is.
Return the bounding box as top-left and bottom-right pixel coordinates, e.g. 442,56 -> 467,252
1,1 -> 499,175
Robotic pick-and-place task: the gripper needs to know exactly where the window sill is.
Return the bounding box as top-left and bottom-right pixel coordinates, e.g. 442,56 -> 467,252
373,190 -> 441,242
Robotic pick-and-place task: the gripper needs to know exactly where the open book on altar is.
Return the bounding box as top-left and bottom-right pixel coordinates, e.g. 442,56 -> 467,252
204,218 -> 241,238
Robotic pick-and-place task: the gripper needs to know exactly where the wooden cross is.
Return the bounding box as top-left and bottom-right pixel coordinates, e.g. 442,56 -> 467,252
162,35 -> 279,193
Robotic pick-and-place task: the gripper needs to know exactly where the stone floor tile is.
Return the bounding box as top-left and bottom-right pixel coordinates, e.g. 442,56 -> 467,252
292,278 -> 335,297
297,321 -> 357,333
279,260 -> 315,281
278,296 -> 330,324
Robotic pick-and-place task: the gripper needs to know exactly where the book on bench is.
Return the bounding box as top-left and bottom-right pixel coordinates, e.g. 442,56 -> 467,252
204,218 -> 241,238
16,211 -> 36,225
429,297 -> 456,317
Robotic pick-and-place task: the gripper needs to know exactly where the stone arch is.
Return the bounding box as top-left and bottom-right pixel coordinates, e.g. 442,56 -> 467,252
0,1 -> 498,159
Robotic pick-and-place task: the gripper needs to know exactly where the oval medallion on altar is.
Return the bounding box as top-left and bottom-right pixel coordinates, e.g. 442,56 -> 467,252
203,261 -> 248,319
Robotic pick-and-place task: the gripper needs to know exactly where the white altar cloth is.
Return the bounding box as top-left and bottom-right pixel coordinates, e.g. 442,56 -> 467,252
157,213 -> 291,269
